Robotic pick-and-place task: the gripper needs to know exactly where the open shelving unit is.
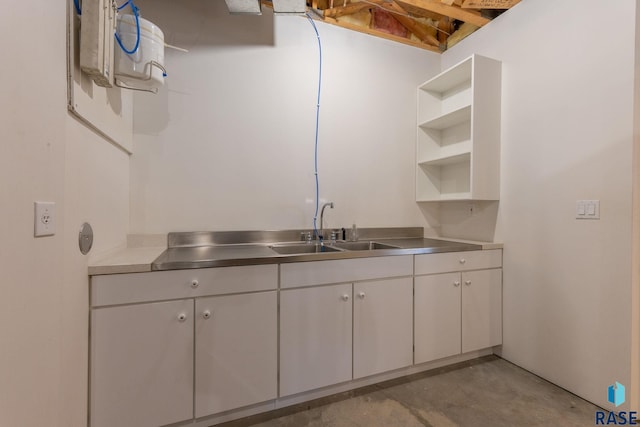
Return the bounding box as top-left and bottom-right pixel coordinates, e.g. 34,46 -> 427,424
416,54 -> 501,202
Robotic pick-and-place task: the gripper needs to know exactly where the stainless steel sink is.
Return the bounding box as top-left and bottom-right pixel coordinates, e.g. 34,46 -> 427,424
269,244 -> 343,255
333,241 -> 401,251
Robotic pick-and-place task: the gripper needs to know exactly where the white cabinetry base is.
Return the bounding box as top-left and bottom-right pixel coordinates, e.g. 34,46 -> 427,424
182,349 -> 496,427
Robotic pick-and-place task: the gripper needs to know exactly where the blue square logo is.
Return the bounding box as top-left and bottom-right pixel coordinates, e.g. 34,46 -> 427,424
608,382 -> 625,407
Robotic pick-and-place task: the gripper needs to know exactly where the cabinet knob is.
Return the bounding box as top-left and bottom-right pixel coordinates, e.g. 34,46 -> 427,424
178,313 -> 187,322
454,281 -> 461,287
358,292 -> 366,299
202,310 -> 211,320
341,294 -> 350,301
459,258 -> 466,264
191,280 -> 199,288
465,280 -> 472,286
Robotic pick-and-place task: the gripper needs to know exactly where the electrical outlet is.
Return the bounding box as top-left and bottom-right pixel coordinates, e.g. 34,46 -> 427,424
34,202 -> 56,237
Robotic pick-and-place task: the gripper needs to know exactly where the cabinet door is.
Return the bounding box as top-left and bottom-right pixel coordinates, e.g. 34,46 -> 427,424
353,278 -> 413,379
415,273 -> 462,364
195,291 -> 277,418
280,284 -> 352,396
90,300 -> 194,427
462,269 -> 502,352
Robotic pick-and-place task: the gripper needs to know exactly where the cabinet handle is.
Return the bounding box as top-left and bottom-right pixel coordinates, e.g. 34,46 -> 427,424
358,292 -> 366,299
459,258 -> 466,264
454,281 -> 461,287
191,280 -> 199,288
341,294 -> 350,301
202,310 -> 211,320
464,280 -> 472,286
178,313 -> 187,322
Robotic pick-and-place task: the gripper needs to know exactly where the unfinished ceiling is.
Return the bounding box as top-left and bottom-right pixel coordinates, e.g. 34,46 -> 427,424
292,0 -> 521,52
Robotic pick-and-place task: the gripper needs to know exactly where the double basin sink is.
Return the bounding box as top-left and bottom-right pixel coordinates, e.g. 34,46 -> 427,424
268,241 -> 400,255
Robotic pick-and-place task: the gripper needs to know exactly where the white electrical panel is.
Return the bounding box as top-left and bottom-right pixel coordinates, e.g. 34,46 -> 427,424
80,0 -> 116,87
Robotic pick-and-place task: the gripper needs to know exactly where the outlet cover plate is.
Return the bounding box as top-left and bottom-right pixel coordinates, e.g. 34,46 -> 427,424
576,200 -> 600,220
34,201 -> 56,237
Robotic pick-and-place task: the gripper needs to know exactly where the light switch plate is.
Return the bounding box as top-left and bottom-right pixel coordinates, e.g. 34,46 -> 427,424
576,200 -> 600,220
34,201 -> 56,237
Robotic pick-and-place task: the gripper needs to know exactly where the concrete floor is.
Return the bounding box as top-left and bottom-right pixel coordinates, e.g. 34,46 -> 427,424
220,356 -> 600,427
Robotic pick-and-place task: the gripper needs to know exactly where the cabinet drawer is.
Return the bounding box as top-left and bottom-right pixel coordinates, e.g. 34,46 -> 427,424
415,250 -> 501,275
91,264 -> 277,307
281,255 -> 413,289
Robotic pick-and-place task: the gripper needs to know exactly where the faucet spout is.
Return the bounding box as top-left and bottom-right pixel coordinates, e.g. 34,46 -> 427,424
319,202 -> 334,239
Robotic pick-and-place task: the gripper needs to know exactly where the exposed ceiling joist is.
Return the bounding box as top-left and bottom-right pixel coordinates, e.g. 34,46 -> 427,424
259,0 -> 524,52
462,0 -> 520,9
323,16 -> 441,52
323,1 -> 373,18
378,1 -> 441,47
397,0 -> 490,26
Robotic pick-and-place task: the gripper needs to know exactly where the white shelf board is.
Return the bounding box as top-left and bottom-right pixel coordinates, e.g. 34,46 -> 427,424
419,105 -> 471,130
419,57 -> 473,94
417,192 -> 472,202
418,152 -> 471,167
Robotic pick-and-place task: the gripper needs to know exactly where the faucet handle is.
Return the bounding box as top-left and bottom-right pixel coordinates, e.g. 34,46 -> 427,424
300,231 -> 312,243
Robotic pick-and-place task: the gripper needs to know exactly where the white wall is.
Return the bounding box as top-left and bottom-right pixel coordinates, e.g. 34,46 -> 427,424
0,2 -> 130,426
131,0 -> 440,234
441,0 -> 636,409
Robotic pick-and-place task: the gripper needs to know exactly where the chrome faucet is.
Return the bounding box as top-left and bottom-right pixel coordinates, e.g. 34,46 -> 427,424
319,202 -> 334,239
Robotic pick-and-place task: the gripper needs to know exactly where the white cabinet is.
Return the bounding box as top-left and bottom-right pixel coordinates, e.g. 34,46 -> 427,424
416,54 -> 501,201
414,272 -> 461,363
195,291 -> 277,418
279,256 -> 413,395
90,265 -> 278,426
461,269 -> 503,353
280,284 -> 353,396
90,300 -> 194,427
353,277 -> 413,379
415,251 -> 502,364
415,249 -> 502,275
280,255 -> 413,289
89,249 -> 503,424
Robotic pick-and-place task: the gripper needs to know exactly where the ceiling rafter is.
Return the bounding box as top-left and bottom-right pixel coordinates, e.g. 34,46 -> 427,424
376,1 -> 441,48
396,0 -> 490,27
261,0 -> 522,52
462,0 -> 520,9
323,15 -> 442,52
323,1 -> 374,18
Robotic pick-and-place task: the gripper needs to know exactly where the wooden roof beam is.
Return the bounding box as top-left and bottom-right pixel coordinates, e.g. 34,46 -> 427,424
397,0 -> 490,26
323,16 -> 441,52
394,1 -> 447,21
323,1 -> 374,18
379,1 -> 441,48
461,0 -> 520,9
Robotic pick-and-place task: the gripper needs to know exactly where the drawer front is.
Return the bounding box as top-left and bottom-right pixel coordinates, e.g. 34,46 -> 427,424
91,264 -> 278,307
415,250 -> 501,275
281,255 -> 413,289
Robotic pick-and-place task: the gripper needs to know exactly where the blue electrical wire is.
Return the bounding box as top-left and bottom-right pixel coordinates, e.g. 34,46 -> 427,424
117,0 -> 132,10
306,13 -> 323,241
73,0 -> 130,17
115,0 -> 141,55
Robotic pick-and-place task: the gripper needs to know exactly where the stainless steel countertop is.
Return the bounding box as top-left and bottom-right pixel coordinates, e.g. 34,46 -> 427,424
151,238 -> 483,271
